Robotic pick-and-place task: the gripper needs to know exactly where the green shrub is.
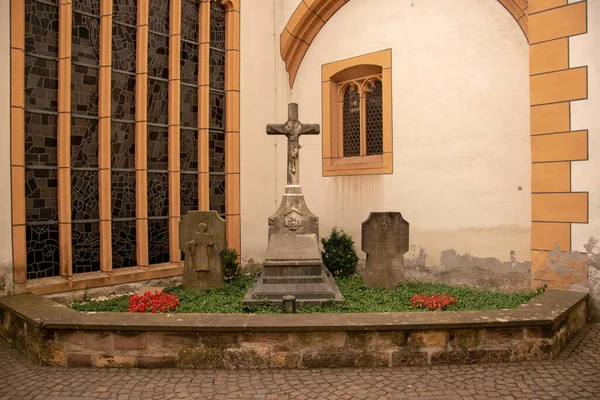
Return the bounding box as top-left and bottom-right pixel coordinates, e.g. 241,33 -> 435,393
221,248 -> 240,283
321,227 -> 359,278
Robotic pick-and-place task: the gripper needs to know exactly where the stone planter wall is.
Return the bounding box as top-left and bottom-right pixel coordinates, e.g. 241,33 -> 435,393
0,290 -> 588,369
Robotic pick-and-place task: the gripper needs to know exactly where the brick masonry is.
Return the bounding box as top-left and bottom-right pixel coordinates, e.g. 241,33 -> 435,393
0,290 -> 589,369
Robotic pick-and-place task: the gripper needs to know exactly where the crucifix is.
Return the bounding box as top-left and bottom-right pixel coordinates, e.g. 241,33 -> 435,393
267,103 -> 320,185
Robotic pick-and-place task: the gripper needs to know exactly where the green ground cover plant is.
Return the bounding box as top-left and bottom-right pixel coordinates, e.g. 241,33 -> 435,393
70,275 -> 543,314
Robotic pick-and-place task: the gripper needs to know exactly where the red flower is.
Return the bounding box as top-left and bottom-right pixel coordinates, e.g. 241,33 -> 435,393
128,291 -> 180,313
410,293 -> 456,311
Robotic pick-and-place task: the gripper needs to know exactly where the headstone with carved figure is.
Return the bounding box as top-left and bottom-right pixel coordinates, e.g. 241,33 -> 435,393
361,212 -> 409,289
179,210 -> 226,290
243,103 -> 344,305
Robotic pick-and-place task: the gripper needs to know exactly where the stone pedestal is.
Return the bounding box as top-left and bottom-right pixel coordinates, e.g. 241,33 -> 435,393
243,186 -> 343,305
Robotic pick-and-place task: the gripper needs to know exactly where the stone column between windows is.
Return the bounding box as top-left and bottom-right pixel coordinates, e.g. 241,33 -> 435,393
58,0 -> 73,277
98,0 -> 113,271
136,0 -> 149,266
198,0 -> 210,210
10,0 -> 27,284
168,0 -> 182,262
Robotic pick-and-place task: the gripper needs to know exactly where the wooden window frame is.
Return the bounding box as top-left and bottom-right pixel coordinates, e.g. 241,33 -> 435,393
322,49 -> 392,177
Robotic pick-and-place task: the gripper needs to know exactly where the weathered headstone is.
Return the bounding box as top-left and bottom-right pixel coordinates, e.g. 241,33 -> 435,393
243,103 -> 343,305
179,210 -> 226,290
361,212 -> 409,289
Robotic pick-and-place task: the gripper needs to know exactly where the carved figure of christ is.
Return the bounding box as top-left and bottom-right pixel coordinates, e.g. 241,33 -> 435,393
266,103 -> 320,185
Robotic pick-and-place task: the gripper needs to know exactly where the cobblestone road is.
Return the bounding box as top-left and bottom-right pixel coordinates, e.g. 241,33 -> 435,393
0,325 -> 599,400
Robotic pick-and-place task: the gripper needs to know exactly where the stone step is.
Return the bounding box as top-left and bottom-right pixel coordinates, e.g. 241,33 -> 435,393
262,276 -> 325,284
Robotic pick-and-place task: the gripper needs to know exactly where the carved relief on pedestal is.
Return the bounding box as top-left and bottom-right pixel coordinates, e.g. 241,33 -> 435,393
283,209 -> 304,232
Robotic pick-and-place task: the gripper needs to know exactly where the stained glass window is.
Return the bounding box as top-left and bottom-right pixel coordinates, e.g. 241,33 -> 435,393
342,85 -> 361,158
365,80 -> 383,156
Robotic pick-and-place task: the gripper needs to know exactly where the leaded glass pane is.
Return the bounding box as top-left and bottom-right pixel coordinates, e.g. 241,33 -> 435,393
148,173 -> 169,217
148,33 -> 169,79
181,85 -> 198,128
71,117 -> 99,168
25,0 -> 59,57
210,2 -> 226,49
149,0 -> 169,35
180,173 -> 198,217
180,128 -> 198,172
73,0 -> 100,16
148,128 -> 169,170
112,24 -> 137,73
26,224 -> 60,280
25,56 -> 58,112
209,174 -> 225,216
111,72 -> 136,121
25,112 -> 58,166
209,49 -> 225,90
71,170 -> 99,221
113,0 -> 137,25
112,122 -> 136,169
181,42 -> 199,85
342,85 -> 361,158
26,168 -> 58,222
72,11 -> 100,64
148,219 -> 170,265
181,0 -> 199,43
148,79 -> 169,124
112,220 -> 137,268
72,222 -> 101,274
71,64 -> 99,115
209,130 -> 225,173
112,172 -> 136,219
365,80 -> 383,156
209,92 -> 225,129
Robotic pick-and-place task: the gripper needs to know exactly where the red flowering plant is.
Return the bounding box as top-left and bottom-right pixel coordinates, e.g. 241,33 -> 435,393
410,293 -> 456,311
128,291 -> 180,313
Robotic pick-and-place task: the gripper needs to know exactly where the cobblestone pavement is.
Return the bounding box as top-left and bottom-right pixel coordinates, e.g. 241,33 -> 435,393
0,325 -> 599,400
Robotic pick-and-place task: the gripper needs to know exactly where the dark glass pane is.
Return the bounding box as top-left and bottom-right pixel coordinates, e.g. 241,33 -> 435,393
111,72 -> 136,121
112,24 -> 137,73
149,0 -> 169,35
71,63 -> 99,115
71,170 -> 99,221
147,172 -> 169,217
72,11 -> 100,64
365,80 -> 383,156
111,171 -> 136,220
181,42 -> 199,85
112,220 -> 137,268
210,2 -> 226,50
25,112 -> 57,166
148,218 -> 170,265
25,0 -> 59,57
148,78 -> 169,124
111,121 -> 136,169
180,173 -> 198,217
181,85 -> 198,128
180,128 -> 198,172
113,0 -> 137,25
209,92 -> 225,129
25,55 -> 58,112
209,49 -> 225,90
26,224 -> 60,279
148,33 -> 169,79
73,0 -> 100,16
147,127 -> 169,170
342,85 -> 361,158
71,117 -> 99,168
209,174 -> 225,216
181,0 -> 199,43
209,130 -> 225,173
72,222 -> 101,274
25,168 -> 58,222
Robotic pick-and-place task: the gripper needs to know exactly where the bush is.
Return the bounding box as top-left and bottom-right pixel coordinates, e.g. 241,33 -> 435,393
321,227 -> 359,278
221,248 -> 240,283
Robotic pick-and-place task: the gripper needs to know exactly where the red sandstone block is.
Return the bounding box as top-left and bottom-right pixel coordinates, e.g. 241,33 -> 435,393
95,354 -> 135,368
408,331 -> 447,348
85,332 -> 112,351
525,327 -> 554,339
55,330 -> 85,344
67,353 -> 92,367
485,328 -> 524,343
113,332 -> 148,351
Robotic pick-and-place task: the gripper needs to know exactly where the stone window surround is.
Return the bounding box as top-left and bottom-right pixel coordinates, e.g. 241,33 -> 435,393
322,49 -> 393,177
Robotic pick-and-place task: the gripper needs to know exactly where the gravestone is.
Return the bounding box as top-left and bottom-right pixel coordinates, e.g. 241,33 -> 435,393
243,103 -> 343,305
361,212 -> 409,289
179,210 -> 226,290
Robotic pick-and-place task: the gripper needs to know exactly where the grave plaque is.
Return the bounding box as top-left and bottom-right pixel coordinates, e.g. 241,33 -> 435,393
361,212 -> 409,289
179,211 -> 226,290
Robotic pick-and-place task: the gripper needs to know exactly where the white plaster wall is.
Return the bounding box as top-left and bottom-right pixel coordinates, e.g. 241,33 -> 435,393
261,0 -> 531,265
570,0 -> 600,252
0,2 -> 13,295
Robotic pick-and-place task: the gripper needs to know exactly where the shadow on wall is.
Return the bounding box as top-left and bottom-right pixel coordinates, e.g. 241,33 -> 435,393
584,237 -> 600,322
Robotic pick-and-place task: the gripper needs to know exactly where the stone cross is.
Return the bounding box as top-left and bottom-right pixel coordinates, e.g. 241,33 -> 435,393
266,103 -> 320,185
